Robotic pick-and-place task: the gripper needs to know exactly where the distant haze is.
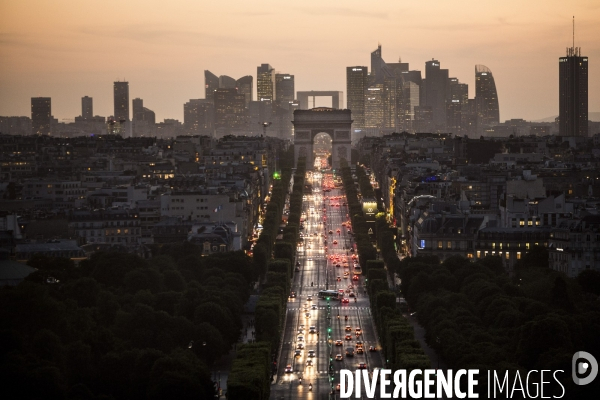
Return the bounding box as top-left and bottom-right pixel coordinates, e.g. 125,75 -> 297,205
0,0 -> 598,122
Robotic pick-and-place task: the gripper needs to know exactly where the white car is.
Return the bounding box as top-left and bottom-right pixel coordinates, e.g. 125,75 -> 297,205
308,350 -> 316,358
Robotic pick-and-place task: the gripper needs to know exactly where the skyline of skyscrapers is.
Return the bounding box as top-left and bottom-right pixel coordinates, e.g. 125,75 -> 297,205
559,46 -> 588,137
275,73 -> 295,107
113,81 -> 129,122
31,97 -> 51,135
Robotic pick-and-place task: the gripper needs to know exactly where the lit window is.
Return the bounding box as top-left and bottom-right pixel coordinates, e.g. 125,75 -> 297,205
526,243 -> 530,250
447,241 -> 452,249
517,252 -> 521,260
438,241 -> 443,249
506,253 -> 510,259
477,251 -> 481,258
520,220 -> 525,226
528,220 -> 533,226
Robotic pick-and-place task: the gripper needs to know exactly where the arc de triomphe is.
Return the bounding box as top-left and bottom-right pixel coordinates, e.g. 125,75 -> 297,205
292,108 -> 352,170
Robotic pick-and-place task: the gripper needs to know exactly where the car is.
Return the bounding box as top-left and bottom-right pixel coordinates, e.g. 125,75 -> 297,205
297,343 -> 304,349
352,275 -> 359,281
333,240 -> 338,244
336,264 -> 341,268
296,261 -> 301,266
355,328 -> 362,334
345,334 -> 352,340
343,271 -> 350,276
297,335 -> 304,342
309,326 -> 317,333
358,363 -> 367,370
284,364 -> 293,373
294,350 -> 302,357
306,359 -> 313,367
346,347 -> 355,357
305,312 -> 311,318
329,230 -> 333,234
356,341 -> 364,349
307,295 -> 313,301
311,304 -> 317,310
308,350 -> 316,358
335,354 -> 343,361
337,229 -> 341,233
345,325 -> 352,331
341,298 -> 349,304
356,347 -> 364,354
307,257 -> 312,261
289,291 -> 296,298
369,346 -> 377,352
337,276 -> 341,281
349,292 -> 355,297
336,383 -> 341,391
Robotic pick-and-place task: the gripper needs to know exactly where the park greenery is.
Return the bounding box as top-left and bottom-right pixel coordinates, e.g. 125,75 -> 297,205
0,246 -> 257,399
394,251 -> 600,397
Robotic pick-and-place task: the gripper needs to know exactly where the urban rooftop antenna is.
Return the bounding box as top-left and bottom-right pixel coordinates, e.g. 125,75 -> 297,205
573,16 -> 574,49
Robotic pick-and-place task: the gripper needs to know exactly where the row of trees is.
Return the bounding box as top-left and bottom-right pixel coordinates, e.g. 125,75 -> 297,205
1,246 -> 258,399
397,253 -> 600,397
228,157 -> 306,399
341,160 -> 430,372
338,160 -> 376,272
366,262 -> 431,371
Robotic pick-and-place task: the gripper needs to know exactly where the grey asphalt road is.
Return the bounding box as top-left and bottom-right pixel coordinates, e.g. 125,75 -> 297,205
271,170 -> 386,400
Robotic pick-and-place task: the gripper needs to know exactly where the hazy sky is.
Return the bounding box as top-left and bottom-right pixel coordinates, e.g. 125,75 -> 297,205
1,0 -> 598,123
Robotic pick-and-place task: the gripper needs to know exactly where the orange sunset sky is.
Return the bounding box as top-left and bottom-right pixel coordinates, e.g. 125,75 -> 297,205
1,0 -> 598,123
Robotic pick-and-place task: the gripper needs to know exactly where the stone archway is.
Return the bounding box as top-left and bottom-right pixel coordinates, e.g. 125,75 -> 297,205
292,108 -> 352,170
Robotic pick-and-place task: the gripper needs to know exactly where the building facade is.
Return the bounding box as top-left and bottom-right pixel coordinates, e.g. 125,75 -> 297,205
559,47 -> 588,137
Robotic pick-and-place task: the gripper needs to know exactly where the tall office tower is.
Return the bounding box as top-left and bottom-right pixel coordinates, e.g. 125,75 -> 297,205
184,99 -> 214,134
132,98 -> 144,120
31,97 -> 51,135
275,73 -> 295,107
370,45 -> 394,83
214,88 -> 247,130
364,84 -> 384,129
559,48 -> 588,136
236,76 -> 253,107
347,66 -> 369,129
205,70 -> 220,99
113,81 -> 129,121
423,60 -> 449,131
447,78 -> 469,134
402,81 -> 420,131
257,64 -> 276,101
475,65 -> 500,132
382,76 -> 399,129
82,96 -> 93,120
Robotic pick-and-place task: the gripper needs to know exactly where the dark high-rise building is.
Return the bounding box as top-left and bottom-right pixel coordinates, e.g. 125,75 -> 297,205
475,65 -> 500,132
423,59 -> 448,130
82,96 -> 93,120
113,81 -> 129,121
214,88 -> 247,130
364,84 -> 384,129
275,73 -> 295,107
347,66 -> 369,129
184,99 -> 214,134
132,98 -> 144,120
559,47 -> 588,137
447,78 -> 469,134
236,76 -> 253,107
257,64 -> 276,102
205,70 -> 220,100
31,97 -> 51,135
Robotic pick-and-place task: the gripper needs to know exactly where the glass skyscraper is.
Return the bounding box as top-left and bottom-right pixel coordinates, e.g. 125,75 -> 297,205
475,65 -> 499,131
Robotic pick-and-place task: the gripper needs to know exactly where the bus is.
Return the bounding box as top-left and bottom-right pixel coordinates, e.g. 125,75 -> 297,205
353,265 -> 362,275
318,290 -> 341,300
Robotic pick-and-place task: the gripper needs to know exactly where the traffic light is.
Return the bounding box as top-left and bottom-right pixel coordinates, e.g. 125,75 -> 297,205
273,171 -> 281,180
327,327 -> 332,333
